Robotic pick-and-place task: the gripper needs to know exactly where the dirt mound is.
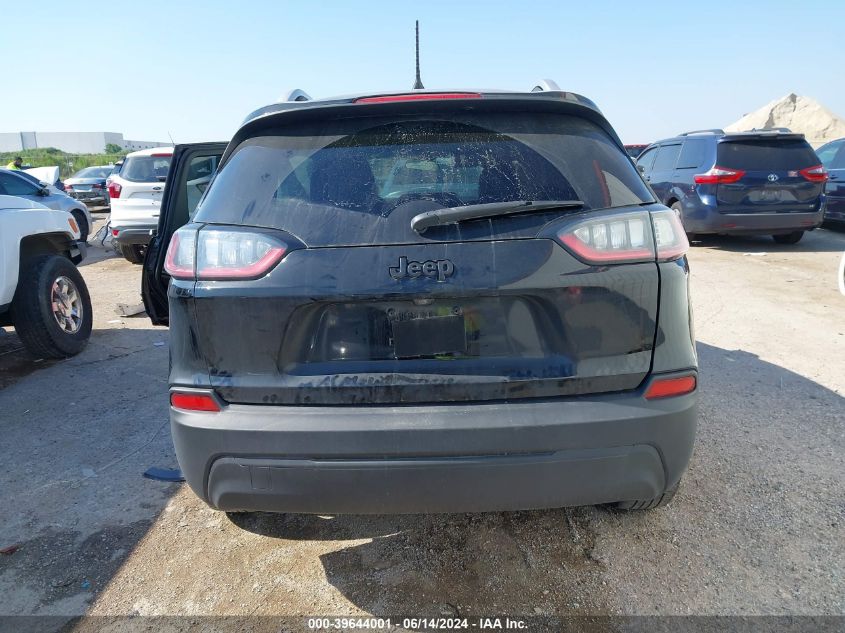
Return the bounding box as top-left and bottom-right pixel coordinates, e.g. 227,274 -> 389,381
725,93 -> 845,147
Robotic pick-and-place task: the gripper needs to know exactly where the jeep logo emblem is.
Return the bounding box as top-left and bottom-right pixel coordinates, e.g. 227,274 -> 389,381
389,256 -> 455,282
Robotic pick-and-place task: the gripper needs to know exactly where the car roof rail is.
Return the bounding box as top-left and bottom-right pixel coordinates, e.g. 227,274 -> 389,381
279,89 -> 312,103
679,128 -> 725,136
531,79 -> 561,92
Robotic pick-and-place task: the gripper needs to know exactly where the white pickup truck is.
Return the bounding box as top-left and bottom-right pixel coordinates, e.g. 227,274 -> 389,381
0,195 -> 92,358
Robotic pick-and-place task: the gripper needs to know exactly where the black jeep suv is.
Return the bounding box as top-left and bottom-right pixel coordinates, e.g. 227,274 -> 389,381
142,87 -> 698,514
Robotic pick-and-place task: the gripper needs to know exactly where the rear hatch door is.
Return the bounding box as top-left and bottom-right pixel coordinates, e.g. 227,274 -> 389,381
714,135 -> 824,213
188,104 -> 662,405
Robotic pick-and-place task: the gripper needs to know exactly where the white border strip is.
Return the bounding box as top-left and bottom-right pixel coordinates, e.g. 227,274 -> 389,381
839,250 -> 845,296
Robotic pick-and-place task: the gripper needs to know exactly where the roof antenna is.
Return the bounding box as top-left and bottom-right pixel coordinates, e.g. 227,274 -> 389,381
413,20 -> 424,90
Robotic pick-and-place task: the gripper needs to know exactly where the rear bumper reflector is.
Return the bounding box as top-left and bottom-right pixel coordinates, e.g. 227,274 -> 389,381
644,375 -> 697,400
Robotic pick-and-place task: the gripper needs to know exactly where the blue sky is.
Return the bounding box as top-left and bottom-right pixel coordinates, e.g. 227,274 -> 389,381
4,0 -> 841,144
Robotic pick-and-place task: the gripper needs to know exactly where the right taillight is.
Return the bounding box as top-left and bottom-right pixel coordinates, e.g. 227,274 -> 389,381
799,164 -> 828,183
650,208 -> 690,261
693,166 -> 745,184
164,227 -> 288,281
556,209 -> 688,265
107,181 -> 122,198
645,375 -> 697,400
558,211 -> 655,264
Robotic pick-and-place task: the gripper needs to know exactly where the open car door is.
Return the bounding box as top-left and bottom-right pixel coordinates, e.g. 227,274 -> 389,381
142,142 -> 227,325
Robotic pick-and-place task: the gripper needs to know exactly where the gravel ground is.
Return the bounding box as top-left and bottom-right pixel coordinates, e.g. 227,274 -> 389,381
0,222 -> 843,624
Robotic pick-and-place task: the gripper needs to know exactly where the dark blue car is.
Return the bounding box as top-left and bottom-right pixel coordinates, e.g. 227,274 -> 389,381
637,129 -> 827,244
816,137 -> 845,225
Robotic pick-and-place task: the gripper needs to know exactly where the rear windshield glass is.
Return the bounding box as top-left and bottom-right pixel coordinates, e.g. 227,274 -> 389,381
73,166 -> 112,179
717,139 -> 819,171
121,155 -> 171,182
194,112 -> 654,246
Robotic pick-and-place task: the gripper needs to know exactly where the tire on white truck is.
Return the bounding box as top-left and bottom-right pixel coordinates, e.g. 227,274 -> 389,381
11,254 -> 93,358
1,196 -> 93,359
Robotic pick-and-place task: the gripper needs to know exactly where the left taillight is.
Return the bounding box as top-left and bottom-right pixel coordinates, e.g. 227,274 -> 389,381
164,227 -> 288,281
170,392 -> 221,412
799,164 -> 828,183
556,209 -> 688,265
693,166 -> 745,184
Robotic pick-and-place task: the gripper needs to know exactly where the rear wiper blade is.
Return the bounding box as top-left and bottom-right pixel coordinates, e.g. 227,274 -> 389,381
411,200 -> 584,233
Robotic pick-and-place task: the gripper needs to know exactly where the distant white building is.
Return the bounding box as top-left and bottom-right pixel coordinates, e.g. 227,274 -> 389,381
0,131 -> 169,154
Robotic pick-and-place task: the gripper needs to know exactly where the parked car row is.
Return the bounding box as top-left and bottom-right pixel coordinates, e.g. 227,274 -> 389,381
632,129 -> 842,243
104,130 -> 843,264
0,168 -> 94,241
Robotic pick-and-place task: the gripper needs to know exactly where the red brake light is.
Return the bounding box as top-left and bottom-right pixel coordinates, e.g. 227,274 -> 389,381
91,183 -> 102,190
355,93 -> 482,104
557,211 -> 654,264
107,181 -> 122,198
799,164 -> 828,183
200,244 -> 286,279
557,209 -> 688,265
163,230 -> 195,279
644,375 -> 697,400
693,166 -> 745,184
151,152 -> 173,157
651,208 -> 690,261
164,227 -> 288,281
170,392 -> 221,412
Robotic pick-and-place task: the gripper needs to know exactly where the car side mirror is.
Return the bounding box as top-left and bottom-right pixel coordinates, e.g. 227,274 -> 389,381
38,187 -> 50,196
636,164 -> 645,174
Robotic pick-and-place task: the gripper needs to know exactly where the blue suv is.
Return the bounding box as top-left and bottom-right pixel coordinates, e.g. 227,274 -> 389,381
637,129 -> 827,244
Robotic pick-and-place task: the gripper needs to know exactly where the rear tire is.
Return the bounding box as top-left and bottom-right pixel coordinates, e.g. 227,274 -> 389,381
670,202 -> 697,243
772,231 -> 804,245
116,243 -> 145,264
10,255 -> 93,358
612,482 -> 679,511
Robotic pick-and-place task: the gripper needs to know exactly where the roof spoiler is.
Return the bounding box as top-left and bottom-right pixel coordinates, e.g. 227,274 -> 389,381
531,79 -> 561,92
744,127 -> 793,133
722,128 -> 804,140
279,89 -> 312,103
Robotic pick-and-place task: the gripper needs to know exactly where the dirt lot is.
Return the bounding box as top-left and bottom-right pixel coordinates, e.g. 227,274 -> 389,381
1,222 -> 843,625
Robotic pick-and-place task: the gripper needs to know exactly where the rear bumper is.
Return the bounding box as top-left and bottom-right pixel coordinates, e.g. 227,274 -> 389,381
111,224 -> 156,246
171,379 -> 698,514
824,207 -> 845,223
70,193 -> 108,206
683,200 -> 824,235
